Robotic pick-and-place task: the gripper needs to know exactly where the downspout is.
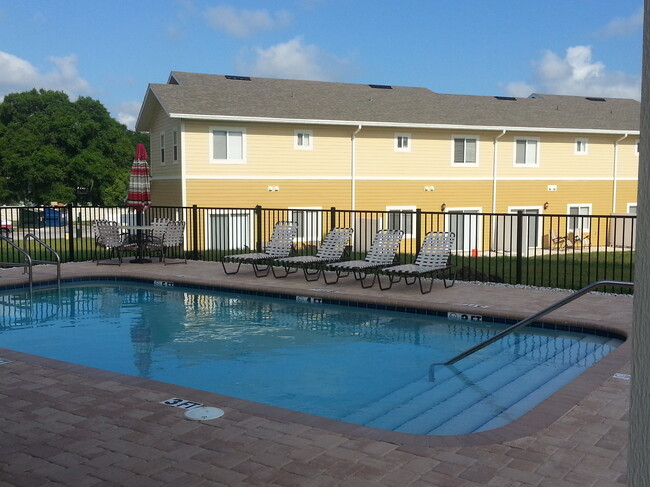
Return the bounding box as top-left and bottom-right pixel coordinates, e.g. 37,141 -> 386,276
492,129 -> 507,213
613,133 -> 628,213
351,125 -> 362,211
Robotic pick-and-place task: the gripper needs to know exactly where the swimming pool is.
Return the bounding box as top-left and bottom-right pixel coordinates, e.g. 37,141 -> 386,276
0,281 -> 622,435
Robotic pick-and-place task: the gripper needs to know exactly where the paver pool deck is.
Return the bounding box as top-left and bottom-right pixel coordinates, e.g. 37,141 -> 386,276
0,261 -> 632,486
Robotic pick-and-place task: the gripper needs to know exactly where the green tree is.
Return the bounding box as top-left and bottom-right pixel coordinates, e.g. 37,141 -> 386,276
0,89 -> 148,206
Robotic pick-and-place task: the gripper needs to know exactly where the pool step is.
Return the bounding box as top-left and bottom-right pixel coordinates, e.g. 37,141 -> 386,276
352,333 -> 618,433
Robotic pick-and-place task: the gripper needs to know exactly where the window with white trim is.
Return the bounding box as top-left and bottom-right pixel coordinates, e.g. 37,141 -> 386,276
452,136 -> 478,165
386,206 -> 415,238
514,137 -> 539,166
210,127 -> 246,163
160,133 -> 165,164
575,138 -> 588,155
173,130 -> 178,162
567,204 -> 591,235
395,133 -> 411,152
294,130 -> 313,150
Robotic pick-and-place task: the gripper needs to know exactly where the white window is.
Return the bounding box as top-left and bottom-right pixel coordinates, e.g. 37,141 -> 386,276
575,138 -> 588,155
289,207 -> 322,242
628,203 -> 637,215
160,133 -> 165,164
452,136 -> 478,165
386,206 -> 416,238
567,204 -> 591,235
514,138 -> 539,166
210,127 -> 246,163
173,130 -> 178,162
294,130 -> 313,150
395,133 -> 411,152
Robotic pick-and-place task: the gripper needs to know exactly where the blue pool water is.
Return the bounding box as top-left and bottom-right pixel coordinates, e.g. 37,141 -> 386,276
0,282 -> 621,435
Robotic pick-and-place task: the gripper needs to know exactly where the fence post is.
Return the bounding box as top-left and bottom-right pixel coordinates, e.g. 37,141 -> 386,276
330,206 -> 336,230
415,208 -> 422,256
255,205 -> 263,252
516,210 -> 523,284
66,204 -> 75,262
191,205 -> 199,260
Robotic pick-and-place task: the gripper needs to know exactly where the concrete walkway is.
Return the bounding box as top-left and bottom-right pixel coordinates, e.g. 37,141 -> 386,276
0,261 -> 632,486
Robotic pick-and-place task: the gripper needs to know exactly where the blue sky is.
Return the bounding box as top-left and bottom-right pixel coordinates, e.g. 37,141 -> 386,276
0,1 -> 643,129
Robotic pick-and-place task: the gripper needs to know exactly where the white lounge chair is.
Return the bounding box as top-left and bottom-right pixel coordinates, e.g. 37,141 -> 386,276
322,229 -> 404,287
271,227 -> 354,280
222,221 -> 298,277
377,231 -> 456,294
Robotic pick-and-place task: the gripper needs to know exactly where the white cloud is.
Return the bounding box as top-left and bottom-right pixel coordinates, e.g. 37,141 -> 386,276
0,51 -> 91,100
236,36 -> 350,81
113,101 -> 142,130
599,6 -> 643,37
204,6 -> 292,38
506,45 -> 641,100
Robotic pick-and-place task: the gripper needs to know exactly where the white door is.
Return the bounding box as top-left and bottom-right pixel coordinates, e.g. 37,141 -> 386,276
446,209 -> 481,252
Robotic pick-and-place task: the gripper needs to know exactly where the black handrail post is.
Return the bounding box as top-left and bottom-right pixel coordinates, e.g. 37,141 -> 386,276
255,205 -> 263,252
191,205 -> 199,260
330,206 -> 336,231
66,204 -> 75,262
516,210 -> 523,284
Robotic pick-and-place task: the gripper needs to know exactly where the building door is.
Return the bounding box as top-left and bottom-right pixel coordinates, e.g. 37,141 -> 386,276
446,209 -> 481,253
208,210 -> 253,251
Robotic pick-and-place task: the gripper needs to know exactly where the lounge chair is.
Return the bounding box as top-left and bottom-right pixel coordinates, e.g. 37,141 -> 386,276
271,227 -> 354,280
222,221 -> 298,277
322,229 -> 404,287
377,231 -> 456,294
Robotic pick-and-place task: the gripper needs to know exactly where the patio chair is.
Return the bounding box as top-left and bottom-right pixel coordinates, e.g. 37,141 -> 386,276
376,231 -> 456,294
270,227 -> 354,280
222,221 -> 298,277
322,229 -> 404,288
550,229 -> 567,249
160,220 -> 187,265
141,218 -> 172,260
92,220 -> 133,265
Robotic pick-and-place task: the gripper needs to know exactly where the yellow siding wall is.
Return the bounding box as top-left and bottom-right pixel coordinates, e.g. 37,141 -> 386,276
148,115 -> 639,213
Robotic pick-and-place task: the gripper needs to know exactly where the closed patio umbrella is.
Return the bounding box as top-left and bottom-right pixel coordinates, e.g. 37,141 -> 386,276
126,143 -> 151,263
127,143 -> 151,210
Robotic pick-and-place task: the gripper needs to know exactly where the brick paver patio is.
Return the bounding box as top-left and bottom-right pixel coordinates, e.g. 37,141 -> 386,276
0,261 -> 632,486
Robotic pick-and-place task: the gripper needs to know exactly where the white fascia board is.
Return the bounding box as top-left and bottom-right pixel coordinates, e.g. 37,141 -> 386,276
168,112 -> 638,135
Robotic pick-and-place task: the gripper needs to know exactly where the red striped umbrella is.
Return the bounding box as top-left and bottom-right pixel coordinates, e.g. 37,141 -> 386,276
126,143 -> 151,210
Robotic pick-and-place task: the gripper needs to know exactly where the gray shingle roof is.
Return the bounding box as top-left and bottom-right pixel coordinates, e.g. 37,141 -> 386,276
136,71 -> 640,133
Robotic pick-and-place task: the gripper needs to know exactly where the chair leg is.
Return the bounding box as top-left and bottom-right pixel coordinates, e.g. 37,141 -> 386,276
359,272 -> 377,289
252,262 -> 272,277
221,260 -> 242,275
377,273 -> 393,291
322,269 -> 341,285
303,267 -> 322,282
418,276 -> 434,294
443,268 -> 457,288
271,265 -> 291,278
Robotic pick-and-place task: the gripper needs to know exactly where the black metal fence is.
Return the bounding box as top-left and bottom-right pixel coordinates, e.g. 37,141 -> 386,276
0,205 -> 636,291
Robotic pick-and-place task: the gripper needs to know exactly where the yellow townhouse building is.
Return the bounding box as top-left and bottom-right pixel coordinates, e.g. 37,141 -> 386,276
135,71 -> 640,251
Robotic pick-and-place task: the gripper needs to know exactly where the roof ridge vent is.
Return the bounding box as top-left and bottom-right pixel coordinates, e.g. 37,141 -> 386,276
586,96 -> 606,102
495,96 -> 517,101
225,75 -> 252,81
369,84 -> 392,89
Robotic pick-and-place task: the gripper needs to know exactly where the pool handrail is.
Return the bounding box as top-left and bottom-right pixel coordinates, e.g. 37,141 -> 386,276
441,279 -> 634,367
0,233 -> 61,292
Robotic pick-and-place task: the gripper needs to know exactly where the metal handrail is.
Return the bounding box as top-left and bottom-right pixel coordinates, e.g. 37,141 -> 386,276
25,233 -> 61,287
0,234 -> 61,292
441,279 -> 634,366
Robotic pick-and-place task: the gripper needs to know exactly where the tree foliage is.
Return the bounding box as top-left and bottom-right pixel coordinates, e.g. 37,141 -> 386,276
0,89 -> 148,206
